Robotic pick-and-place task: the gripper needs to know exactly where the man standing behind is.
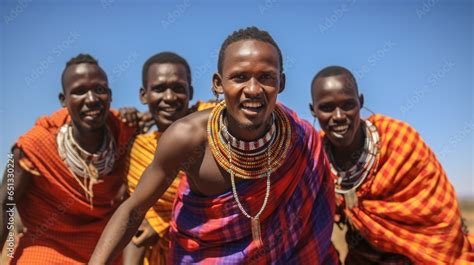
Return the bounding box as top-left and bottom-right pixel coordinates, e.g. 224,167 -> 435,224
90,27 -> 337,264
122,52 -> 215,265
310,65 -> 473,264
0,54 -> 135,264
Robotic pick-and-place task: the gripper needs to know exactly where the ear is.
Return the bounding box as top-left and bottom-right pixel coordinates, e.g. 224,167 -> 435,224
108,88 -> 113,103
59,93 -> 66,107
188,85 -> 194,100
309,103 -> 316,117
139,87 -> 147,104
359,93 -> 364,109
212,73 -> 223,95
278,73 -> 286,93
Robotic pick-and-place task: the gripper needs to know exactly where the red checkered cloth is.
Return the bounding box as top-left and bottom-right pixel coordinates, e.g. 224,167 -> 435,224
10,108 -> 134,264
332,114 -> 474,264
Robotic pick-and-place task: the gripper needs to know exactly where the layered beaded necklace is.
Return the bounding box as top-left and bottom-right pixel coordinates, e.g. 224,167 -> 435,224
57,123 -> 117,208
208,101 -> 292,179
207,101 -> 292,247
324,120 -> 380,210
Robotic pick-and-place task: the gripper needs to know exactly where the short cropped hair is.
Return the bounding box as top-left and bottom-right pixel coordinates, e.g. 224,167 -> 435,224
311,65 -> 358,95
217,26 -> 283,74
142,52 -> 192,93
61,53 -> 100,91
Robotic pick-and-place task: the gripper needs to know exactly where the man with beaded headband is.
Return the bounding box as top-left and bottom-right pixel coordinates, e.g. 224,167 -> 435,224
0,54 -> 137,264
310,65 -> 474,264
90,27 -> 338,264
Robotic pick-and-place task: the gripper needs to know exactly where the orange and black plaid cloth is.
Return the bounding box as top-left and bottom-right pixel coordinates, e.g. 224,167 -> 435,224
330,114 -> 474,264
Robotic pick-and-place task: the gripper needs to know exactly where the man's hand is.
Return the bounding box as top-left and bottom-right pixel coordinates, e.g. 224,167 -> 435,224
118,107 -> 154,133
137,112 -> 154,133
132,219 -> 159,247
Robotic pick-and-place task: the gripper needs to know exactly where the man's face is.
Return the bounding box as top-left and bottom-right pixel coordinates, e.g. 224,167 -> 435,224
61,63 -> 111,132
214,40 -> 284,138
141,63 -> 191,131
312,73 -> 362,148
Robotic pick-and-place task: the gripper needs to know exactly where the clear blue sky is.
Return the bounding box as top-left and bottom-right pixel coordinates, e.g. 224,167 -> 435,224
1,0 -> 472,198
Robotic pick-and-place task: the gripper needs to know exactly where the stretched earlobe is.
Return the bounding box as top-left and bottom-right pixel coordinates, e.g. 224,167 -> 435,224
212,88 -> 220,101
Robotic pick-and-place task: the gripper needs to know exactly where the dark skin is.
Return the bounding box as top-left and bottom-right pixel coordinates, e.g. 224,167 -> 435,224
0,63 -> 127,253
123,63 -> 193,265
310,73 -> 365,170
59,63 -> 112,153
89,39 -> 285,264
140,63 -> 193,132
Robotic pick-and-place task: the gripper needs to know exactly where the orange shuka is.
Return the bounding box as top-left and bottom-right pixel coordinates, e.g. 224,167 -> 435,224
11,108 -> 135,264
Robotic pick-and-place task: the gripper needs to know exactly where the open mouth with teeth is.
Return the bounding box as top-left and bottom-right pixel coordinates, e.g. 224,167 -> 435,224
157,106 -> 181,117
81,109 -> 103,120
240,101 -> 265,115
330,124 -> 350,138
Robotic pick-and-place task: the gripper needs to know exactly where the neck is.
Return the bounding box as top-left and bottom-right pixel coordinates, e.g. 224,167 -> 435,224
331,124 -> 365,170
156,124 -> 169,133
71,125 -> 105,154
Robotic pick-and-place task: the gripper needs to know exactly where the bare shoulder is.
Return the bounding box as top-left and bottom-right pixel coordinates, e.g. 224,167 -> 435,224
159,109 -> 211,152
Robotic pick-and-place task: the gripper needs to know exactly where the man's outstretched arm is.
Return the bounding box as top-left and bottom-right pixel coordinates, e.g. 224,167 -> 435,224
89,120 -> 200,265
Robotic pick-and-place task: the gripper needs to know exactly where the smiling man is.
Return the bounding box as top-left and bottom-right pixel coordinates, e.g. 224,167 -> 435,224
0,54 -> 136,264
122,52 -> 215,265
90,27 -> 337,264
310,65 -> 474,264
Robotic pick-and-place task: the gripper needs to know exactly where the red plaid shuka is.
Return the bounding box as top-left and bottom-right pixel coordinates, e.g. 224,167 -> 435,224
332,114 -> 474,264
11,108 -> 135,265
169,104 -> 338,264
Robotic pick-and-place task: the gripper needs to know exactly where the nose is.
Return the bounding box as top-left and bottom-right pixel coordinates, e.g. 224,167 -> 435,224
85,90 -> 99,105
163,88 -> 177,102
243,78 -> 262,98
333,107 -> 346,122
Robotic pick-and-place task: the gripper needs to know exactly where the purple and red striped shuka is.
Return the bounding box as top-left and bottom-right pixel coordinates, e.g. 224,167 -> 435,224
169,104 -> 338,264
